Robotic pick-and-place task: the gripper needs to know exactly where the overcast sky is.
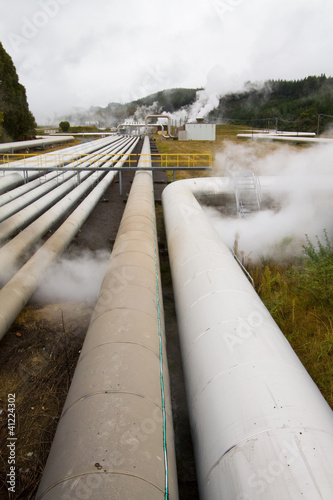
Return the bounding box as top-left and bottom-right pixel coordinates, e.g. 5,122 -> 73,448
1,0 -> 332,124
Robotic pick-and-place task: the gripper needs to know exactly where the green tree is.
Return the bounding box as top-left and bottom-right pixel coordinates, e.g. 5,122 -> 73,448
59,121 -> 70,132
0,42 -> 36,141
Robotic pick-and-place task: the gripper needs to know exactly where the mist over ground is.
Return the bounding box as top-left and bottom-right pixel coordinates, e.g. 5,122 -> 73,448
207,141 -> 333,262
33,249 -> 110,303
29,141 -> 333,300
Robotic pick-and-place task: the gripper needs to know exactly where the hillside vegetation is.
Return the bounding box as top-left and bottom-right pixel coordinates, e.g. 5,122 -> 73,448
0,42 -> 36,142
60,75 -> 333,134
249,232 -> 333,408
64,88 -> 199,128
209,75 -> 333,133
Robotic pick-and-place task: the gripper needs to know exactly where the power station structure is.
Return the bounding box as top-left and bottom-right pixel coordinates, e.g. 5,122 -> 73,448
178,118 -> 216,141
0,129 -> 333,499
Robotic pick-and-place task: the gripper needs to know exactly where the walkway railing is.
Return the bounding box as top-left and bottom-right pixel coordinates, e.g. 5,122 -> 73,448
0,153 -> 212,170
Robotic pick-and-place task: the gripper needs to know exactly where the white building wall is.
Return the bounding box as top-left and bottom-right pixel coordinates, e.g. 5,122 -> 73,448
184,123 -> 216,141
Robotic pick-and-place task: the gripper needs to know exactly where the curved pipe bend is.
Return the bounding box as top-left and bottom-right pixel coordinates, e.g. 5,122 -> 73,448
145,115 -> 175,138
162,177 -> 333,500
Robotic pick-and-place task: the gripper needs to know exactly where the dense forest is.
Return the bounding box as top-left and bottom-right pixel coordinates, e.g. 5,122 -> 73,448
208,75 -> 333,133
0,42 -> 36,142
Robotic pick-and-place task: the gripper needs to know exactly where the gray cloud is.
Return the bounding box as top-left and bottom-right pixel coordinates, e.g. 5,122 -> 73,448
1,0 -> 332,123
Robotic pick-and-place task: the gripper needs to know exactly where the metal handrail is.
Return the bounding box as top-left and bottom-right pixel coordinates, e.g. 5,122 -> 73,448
0,153 -> 212,170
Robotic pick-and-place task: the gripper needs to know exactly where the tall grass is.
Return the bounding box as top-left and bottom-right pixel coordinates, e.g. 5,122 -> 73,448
249,231 -> 333,408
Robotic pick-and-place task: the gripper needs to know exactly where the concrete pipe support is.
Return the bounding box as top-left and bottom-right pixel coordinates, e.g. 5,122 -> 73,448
162,177 -> 333,500
36,136 -> 178,499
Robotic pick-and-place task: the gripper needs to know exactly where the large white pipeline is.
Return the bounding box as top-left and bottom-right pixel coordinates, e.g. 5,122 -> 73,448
0,170 -> 69,208
0,139 -> 138,340
0,136 -> 120,196
0,137 -> 132,243
0,173 -> 24,194
0,171 -> 78,222
0,135 -> 75,153
145,114 -> 175,138
0,173 -> 86,243
162,177 -> 333,500
0,135 -> 131,217
0,134 -> 123,186
0,137 -> 138,282
0,136 -> 125,207
36,136 -> 178,500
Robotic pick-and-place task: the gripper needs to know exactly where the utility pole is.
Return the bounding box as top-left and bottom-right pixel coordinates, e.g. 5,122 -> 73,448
317,114 -> 321,136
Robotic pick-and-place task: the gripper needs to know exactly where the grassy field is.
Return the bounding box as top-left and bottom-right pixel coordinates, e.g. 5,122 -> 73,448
154,124 -> 302,180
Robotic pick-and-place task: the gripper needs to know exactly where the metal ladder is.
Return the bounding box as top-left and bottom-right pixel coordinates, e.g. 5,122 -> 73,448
230,169 -> 262,218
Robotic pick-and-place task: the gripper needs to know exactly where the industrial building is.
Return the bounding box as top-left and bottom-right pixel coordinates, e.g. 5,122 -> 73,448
178,118 -> 216,141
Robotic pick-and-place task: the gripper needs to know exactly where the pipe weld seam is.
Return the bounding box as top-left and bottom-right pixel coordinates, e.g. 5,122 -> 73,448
36,470 -> 165,500
89,306 -> 162,328
181,288 -> 261,311
204,425 -> 333,487
61,390 -> 164,420
184,320 -> 280,363
77,341 -> 162,365
191,359 -> 313,409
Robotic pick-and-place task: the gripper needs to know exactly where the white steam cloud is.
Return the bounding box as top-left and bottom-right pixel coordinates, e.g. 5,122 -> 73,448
208,141 -> 333,261
33,249 -> 110,304
165,65 -> 251,124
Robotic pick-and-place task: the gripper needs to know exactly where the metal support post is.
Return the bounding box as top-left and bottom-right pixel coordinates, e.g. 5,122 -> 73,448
119,170 -> 122,195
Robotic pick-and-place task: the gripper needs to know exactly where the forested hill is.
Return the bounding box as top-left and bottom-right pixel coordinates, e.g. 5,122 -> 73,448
68,88 -> 199,128
208,75 -> 333,132
0,42 -> 36,141
59,76 -> 333,132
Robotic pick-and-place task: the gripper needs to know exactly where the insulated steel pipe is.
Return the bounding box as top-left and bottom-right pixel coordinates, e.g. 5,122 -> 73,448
0,135 -> 120,196
36,136 -> 178,499
0,135 -> 124,207
162,177 -> 333,500
145,115 -> 175,138
0,171 -> 78,222
0,173 -> 24,194
0,134 -> 123,182
0,140 -> 138,340
0,137 -> 138,283
0,137 -> 133,243
0,135 -> 75,153
0,171 -> 67,208
0,172 -> 85,243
